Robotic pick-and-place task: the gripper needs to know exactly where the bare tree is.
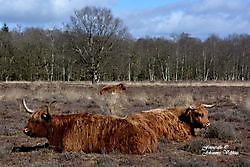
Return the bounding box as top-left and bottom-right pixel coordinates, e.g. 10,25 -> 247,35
0,20 -> 250,82
67,6 -> 129,83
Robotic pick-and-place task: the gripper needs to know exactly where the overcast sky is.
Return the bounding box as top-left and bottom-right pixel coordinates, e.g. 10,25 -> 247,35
1,0 -> 250,39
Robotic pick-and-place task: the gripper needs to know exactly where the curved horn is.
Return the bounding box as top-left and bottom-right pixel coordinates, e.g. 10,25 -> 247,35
47,100 -> 56,113
22,99 -> 35,114
203,104 -> 215,108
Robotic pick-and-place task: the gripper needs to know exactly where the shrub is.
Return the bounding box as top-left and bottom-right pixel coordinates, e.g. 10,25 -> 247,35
225,115 -> 242,122
175,158 -> 217,167
229,158 -> 250,167
98,94 -> 128,117
157,138 -> 171,153
202,121 -> 236,140
238,104 -> 250,120
95,155 -> 118,167
29,161 -> 60,167
209,112 -> 227,121
0,145 -> 11,159
0,126 -> 14,136
180,138 -> 209,154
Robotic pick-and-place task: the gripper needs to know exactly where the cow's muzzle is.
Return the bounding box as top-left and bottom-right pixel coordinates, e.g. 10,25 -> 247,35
205,122 -> 210,127
23,128 -> 33,137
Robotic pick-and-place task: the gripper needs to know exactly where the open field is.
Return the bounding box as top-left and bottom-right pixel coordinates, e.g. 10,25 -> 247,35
0,81 -> 250,167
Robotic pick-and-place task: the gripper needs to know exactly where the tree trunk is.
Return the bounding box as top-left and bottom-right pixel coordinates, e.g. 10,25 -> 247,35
175,49 -> 179,81
50,53 -> 54,81
148,63 -> 154,81
128,61 -> 131,82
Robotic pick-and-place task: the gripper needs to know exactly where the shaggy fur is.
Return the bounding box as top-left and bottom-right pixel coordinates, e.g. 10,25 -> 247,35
24,110 -> 157,154
126,110 -> 192,141
137,104 -> 211,137
99,83 -> 126,95
23,101 -> 210,154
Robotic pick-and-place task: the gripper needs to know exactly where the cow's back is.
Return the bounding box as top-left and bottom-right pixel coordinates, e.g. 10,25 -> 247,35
51,113 -> 156,154
126,110 -> 191,141
99,84 -> 126,95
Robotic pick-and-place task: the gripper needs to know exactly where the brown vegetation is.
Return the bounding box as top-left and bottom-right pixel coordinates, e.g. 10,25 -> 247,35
0,81 -> 249,166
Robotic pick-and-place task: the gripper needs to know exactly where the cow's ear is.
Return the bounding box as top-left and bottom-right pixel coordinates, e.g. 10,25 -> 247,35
183,108 -> 191,116
41,113 -> 51,121
179,107 -> 191,121
188,105 -> 197,110
185,105 -> 195,113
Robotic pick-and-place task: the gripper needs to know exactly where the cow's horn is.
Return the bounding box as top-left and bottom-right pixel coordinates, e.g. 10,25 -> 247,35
22,99 -> 35,114
47,100 -> 56,113
203,104 -> 215,108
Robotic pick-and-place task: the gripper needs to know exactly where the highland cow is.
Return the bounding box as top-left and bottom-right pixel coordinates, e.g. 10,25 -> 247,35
126,104 -> 213,140
22,99 -> 211,154
99,83 -> 126,95
22,99 -> 157,154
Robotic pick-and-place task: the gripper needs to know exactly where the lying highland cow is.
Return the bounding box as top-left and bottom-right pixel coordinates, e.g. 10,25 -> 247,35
22,99 -> 157,154
127,104 -> 213,140
22,99 -> 211,154
98,83 -> 126,95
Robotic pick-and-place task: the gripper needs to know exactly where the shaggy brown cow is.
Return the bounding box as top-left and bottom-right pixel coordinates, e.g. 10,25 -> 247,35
22,99 -> 157,154
22,99 -> 211,154
126,104 -> 213,140
99,83 -> 126,95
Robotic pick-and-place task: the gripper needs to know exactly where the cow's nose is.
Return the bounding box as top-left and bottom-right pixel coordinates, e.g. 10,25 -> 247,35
23,128 -> 30,135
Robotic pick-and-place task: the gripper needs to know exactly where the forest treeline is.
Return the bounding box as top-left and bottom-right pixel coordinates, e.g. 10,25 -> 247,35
0,7 -> 249,82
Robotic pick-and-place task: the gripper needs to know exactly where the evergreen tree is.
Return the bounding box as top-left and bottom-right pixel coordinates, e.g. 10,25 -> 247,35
1,23 -> 9,32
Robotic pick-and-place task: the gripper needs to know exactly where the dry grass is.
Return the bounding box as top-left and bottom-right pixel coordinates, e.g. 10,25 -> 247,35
94,93 -> 128,117
229,158 -> 250,167
0,81 -> 250,167
131,91 -> 149,103
1,81 -> 249,118
0,84 -> 129,117
166,93 -> 194,107
103,81 -> 250,87
229,94 -> 245,105
60,89 -> 83,101
175,158 -> 217,167
2,80 -> 250,87
0,88 -> 28,101
246,96 -> 250,111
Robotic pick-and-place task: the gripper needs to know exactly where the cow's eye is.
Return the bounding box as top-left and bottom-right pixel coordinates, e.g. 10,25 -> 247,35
197,113 -> 203,117
41,113 -> 50,121
194,112 -> 203,117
